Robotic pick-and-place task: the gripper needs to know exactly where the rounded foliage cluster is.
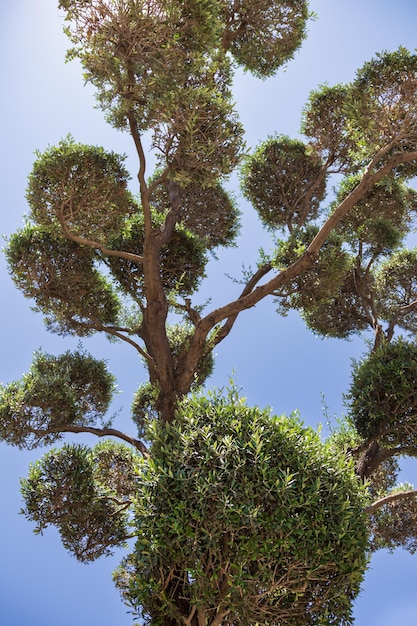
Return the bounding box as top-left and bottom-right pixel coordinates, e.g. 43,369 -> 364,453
241,135 -> 326,231
21,441 -> 139,561
27,137 -> 133,241
115,390 -> 368,626
301,270 -> 369,339
301,84 -> 354,169
0,348 -> 115,449
149,179 -> 240,250
6,225 -> 120,336
274,225 -> 352,315
375,248 -> 417,334
223,0 -> 309,78
347,338 -> 417,446
349,48 -> 417,156
335,176 -> 412,256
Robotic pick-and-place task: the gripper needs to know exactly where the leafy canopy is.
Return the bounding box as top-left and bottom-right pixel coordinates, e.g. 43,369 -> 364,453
4,3 -> 417,625
115,390 -> 369,626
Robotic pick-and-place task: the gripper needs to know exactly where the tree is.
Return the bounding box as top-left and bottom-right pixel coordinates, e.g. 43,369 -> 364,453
2,1 -> 417,624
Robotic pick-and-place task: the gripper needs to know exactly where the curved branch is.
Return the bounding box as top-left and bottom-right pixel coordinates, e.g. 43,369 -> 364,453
386,299 -> 417,342
32,424 -> 150,458
59,215 -> 143,263
198,147 -> 417,333
63,313 -> 153,365
177,145 -> 417,394
365,489 -> 417,515
127,111 -> 152,235
213,262 -> 273,346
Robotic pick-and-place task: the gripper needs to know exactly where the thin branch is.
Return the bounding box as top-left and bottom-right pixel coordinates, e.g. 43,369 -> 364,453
198,147 -> 417,332
59,213 -> 143,263
127,111 -> 152,234
31,424 -> 150,458
365,489 -> 417,515
95,323 -> 153,365
213,261 -> 273,346
178,145 -> 417,393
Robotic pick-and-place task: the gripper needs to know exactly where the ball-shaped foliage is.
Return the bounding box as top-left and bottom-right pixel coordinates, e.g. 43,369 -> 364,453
375,248 -> 417,334
301,84 -> 355,169
149,179 -> 240,250
347,338 -> 417,445
0,348 -> 116,449
27,137 -> 134,242
274,225 -> 352,314
350,48 -> 417,158
21,441 -> 139,562
241,136 -> 326,231
335,176 -> 411,256
115,390 -> 368,626
301,270 -> 370,339
6,225 -> 120,336
223,0 -> 309,78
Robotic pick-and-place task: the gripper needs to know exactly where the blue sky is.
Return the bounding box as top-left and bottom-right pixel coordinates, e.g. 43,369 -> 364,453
1,1 -> 417,624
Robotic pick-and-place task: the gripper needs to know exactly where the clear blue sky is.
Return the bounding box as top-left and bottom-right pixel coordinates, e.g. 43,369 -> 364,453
1,1 -> 417,624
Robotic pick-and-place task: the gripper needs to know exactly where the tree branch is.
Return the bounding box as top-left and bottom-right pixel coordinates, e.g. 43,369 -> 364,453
178,145 -> 417,394
58,214 -> 143,263
365,489 -> 417,515
31,424 -> 150,458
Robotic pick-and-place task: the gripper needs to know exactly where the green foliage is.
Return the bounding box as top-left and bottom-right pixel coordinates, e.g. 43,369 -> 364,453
60,0 -> 245,185
7,4 -> 417,623
301,84 -> 355,170
274,225 -> 352,313
368,484 -> 417,554
241,135 -> 326,231
303,49 -> 417,174
108,212 -> 207,300
222,0 -> 310,79
21,441 -> 139,561
5,225 -> 120,336
0,348 -> 115,448
27,136 -> 134,241
375,248 -> 417,334
346,338 -> 417,447
115,389 -> 369,625
335,176 -> 412,257
131,382 -> 160,436
301,269 -> 369,339
149,178 -> 241,250
349,48 -> 417,165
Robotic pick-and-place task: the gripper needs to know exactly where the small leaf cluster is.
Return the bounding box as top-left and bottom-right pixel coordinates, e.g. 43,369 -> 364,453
21,441 -> 139,561
0,348 -> 115,448
115,389 -> 368,625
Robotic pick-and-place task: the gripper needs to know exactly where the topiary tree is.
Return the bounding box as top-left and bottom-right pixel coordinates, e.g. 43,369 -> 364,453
3,1 -> 417,624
